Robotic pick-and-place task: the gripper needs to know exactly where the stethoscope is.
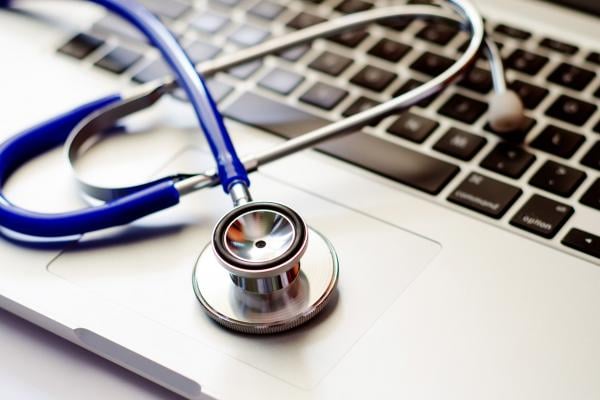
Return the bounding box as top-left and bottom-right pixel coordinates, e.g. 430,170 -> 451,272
0,0 -> 525,334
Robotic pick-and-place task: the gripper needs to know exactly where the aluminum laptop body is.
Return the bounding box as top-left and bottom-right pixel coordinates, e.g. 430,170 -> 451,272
0,0 -> 599,398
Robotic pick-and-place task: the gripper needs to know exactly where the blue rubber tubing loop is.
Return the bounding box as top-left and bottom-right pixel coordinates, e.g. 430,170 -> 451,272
0,0 -> 249,237
91,0 -> 249,192
0,95 -> 181,237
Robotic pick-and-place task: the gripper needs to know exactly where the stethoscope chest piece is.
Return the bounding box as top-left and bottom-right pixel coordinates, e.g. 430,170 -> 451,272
193,202 -> 339,334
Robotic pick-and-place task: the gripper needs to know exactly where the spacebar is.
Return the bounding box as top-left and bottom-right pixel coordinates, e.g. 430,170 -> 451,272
223,92 -> 459,195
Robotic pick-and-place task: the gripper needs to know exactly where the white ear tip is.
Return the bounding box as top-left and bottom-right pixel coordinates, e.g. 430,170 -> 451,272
488,90 -> 525,133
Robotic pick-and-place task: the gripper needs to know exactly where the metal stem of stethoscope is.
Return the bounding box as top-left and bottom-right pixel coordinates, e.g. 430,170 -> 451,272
69,3 -> 493,206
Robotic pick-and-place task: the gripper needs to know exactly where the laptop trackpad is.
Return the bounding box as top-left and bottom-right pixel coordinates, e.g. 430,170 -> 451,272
48,147 -> 441,389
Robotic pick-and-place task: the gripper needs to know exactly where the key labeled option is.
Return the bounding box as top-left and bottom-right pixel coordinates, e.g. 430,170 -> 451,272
448,172 -> 522,218
510,194 -> 574,238
562,228 -> 600,259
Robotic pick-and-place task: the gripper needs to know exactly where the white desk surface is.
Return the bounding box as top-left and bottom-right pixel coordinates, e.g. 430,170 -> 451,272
0,308 -> 184,400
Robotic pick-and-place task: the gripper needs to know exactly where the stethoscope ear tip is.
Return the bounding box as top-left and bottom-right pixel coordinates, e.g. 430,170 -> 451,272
488,90 -> 526,135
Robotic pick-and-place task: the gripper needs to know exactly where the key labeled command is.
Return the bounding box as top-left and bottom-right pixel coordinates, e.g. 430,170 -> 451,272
448,172 -> 522,219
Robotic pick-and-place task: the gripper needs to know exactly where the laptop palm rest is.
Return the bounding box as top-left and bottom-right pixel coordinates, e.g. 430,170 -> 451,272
48,147 -> 441,389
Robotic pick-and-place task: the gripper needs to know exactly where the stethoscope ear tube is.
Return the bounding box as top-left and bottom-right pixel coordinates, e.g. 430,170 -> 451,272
0,94 -> 182,238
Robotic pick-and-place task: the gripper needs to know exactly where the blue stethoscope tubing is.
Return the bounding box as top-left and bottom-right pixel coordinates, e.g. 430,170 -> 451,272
0,0 -> 499,239
0,0 -> 248,237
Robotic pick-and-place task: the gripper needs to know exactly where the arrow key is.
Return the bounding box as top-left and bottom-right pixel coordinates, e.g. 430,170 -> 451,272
562,228 -> 600,259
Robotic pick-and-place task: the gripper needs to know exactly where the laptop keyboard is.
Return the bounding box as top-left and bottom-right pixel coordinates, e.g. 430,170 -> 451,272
54,0 -> 600,260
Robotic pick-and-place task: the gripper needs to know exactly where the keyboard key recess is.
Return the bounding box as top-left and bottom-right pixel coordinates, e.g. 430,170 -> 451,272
448,172 -> 522,219
510,194 -> 574,239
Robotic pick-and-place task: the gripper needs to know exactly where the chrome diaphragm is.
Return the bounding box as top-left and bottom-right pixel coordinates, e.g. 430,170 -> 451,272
193,202 -> 339,334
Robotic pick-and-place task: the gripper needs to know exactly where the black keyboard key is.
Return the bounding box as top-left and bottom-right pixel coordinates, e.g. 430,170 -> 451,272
186,40 -> 221,63
93,15 -> 147,43
308,51 -> 352,76
229,24 -> 269,47
57,33 -> 104,59
484,116 -> 536,143
329,30 -> 369,47
587,52 -> 600,66
300,82 -> 348,110
334,0 -> 373,13
494,24 -> 531,40
287,12 -> 326,29
190,12 -> 229,34
505,49 -> 548,75
438,94 -> 488,124
350,65 -> 397,92
562,229 -> 600,259
387,112 -> 438,143
320,134 -> 459,195
139,0 -> 190,19
510,194 -> 574,239
278,44 -> 310,62
545,95 -> 597,126
595,86 -> 600,99
547,63 -> 595,91
410,51 -> 454,76
433,128 -> 487,161
212,0 -> 241,7
416,21 -> 459,46
539,38 -> 578,55
581,141 -> 600,171
529,160 -> 586,197
132,59 -> 169,83
480,142 -> 536,179
342,97 -> 381,126
448,172 -> 522,218
134,42 -> 220,83
508,80 -> 549,110
581,178 -> 600,211
173,79 -> 233,103
368,39 -> 411,62
258,67 -> 304,95
458,67 -> 492,94
457,39 -> 503,58
224,93 -> 459,194
595,120 -> 600,133
228,60 -> 262,79
531,125 -> 585,159
248,0 -> 286,19
394,79 -> 438,108
378,16 -> 413,31
94,46 -> 141,74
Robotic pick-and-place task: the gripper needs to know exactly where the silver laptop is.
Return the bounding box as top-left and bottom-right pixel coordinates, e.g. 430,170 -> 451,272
1,0 -> 599,398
